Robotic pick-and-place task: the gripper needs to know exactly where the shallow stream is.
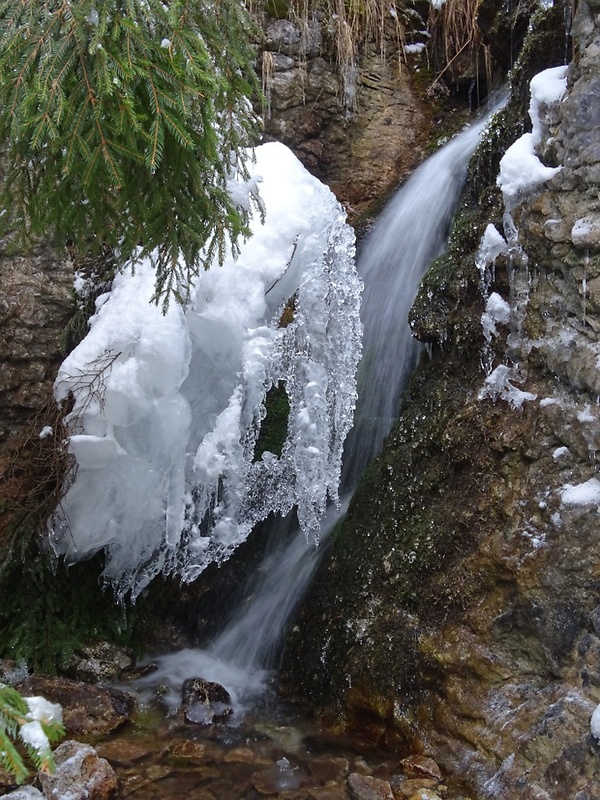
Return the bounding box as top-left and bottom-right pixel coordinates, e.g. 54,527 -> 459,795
95,696 -> 474,800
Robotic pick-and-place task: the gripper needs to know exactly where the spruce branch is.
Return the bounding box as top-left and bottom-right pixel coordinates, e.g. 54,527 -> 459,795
0,684 -> 64,784
0,0 -> 262,305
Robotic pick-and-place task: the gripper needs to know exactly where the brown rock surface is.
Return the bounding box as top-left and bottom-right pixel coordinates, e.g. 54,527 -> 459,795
262,14 -> 433,221
0,245 -> 75,542
17,675 -> 134,737
0,246 -> 73,449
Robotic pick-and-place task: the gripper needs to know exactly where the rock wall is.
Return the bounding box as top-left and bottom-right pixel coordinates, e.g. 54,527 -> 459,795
280,3 -> 600,799
260,7 -> 435,221
0,248 -> 73,448
0,247 -> 74,533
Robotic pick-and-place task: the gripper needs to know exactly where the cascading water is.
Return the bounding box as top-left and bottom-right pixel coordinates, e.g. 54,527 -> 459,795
342,110 -> 499,488
132,106 -> 501,715
209,502 -> 350,670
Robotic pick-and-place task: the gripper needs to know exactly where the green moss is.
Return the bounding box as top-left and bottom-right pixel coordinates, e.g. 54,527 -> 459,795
0,521 -> 147,673
409,210 -> 489,349
263,0 -> 290,18
254,382 -> 291,461
281,352 -> 505,712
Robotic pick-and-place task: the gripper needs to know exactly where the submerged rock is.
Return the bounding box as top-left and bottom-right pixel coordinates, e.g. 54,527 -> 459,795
347,773 -> 393,800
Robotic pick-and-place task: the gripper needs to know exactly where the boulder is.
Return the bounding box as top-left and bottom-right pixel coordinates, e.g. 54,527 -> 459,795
38,741 -> 118,800
180,677 -> 233,725
66,642 -> 134,683
17,676 -> 134,736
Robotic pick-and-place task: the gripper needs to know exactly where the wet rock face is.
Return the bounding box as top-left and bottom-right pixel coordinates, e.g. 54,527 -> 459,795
261,12 -> 431,221
281,4 -> 600,800
66,641 -> 135,684
0,244 -> 77,560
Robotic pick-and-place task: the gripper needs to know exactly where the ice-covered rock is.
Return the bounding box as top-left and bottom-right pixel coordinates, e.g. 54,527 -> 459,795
497,65 -> 567,209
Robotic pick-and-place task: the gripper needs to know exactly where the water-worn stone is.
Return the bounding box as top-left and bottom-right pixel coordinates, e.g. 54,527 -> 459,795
67,641 -> 135,683
399,756 -> 442,781
163,739 -> 207,765
180,677 -> 233,725
1,788 -> 44,800
571,214 -> 600,250
391,778 -> 443,799
308,756 -> 349,784
347,773 -> 393,800
309,786 -> 349,800
95,739 -> 156,767
38,740 -> 118,800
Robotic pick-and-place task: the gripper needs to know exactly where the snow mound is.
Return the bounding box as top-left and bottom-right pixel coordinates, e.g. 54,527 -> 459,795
51,142 -> 362,599
560,478 -> 600,506
497,65 -> 567,208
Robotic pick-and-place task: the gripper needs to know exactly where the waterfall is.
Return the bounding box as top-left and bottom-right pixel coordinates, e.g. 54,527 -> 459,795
342,111 -> 498,487
131,107 -> 500,714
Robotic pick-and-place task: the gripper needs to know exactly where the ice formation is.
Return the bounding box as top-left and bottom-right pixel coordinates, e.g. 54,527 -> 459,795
478,67 -> 568,403
51,142 -> 362,599
476,224 -> 508,293
560,478 -> 600,506
481,292 -> 511,342
478,364 -> 537,409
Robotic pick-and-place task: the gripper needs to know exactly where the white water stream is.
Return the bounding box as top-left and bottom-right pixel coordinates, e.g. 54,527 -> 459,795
132,108 -> 499,715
